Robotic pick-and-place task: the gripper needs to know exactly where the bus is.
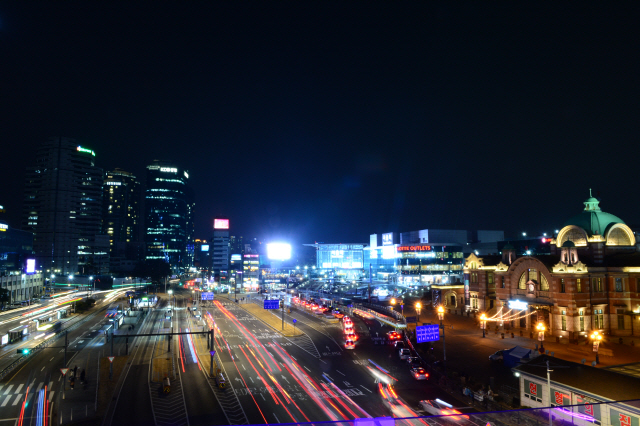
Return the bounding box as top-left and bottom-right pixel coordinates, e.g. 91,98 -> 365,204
106,303 -> 121,318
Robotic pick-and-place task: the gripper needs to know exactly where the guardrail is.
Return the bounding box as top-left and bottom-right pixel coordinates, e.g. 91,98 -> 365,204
0,303 -> 108,380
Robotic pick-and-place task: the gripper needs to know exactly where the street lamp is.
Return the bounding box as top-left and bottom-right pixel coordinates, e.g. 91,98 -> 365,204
437,306 -> 446,366
536,322 -> 546,352
390,298 -> 396,312
480,313 -> 487,338
590,330 -> 602,364
415,302 -> 422,323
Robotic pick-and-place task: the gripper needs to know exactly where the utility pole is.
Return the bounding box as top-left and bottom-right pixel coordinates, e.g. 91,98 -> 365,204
281,300 -> 285,330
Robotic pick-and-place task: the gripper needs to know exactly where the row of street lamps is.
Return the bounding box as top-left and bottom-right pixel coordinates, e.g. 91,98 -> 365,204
426,306 -> 604,366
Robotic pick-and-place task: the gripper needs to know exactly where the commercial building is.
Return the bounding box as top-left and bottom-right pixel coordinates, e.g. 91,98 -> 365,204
23,137 -> 106,275
102,168 -> 141,256
211,219 -> 230,278
304,243 -> 366,282
463,192 -> 640,339
144,161 -> 194,272
514,355 -> 640,425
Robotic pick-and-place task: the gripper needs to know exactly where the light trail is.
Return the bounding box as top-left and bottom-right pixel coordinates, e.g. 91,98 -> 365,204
215,331 -> 268,424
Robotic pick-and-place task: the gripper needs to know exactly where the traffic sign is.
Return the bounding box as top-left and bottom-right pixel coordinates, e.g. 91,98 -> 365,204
405,316 -> 417,323
201,292 -> 214,301
416,324 -> 440,343
292,319 -> 297,323
263,299 -> 279,310
108,356 -> 115,363
209,350 -> 216,357
60,368 -> 69,376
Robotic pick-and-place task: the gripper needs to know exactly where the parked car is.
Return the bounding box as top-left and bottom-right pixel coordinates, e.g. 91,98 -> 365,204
489,350 -> 504,362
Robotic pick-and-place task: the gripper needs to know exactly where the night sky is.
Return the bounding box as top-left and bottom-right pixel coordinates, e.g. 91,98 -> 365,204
1,2 -> 639,247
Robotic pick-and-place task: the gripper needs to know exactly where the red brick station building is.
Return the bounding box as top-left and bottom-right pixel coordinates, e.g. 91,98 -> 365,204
459,194 -> 640,341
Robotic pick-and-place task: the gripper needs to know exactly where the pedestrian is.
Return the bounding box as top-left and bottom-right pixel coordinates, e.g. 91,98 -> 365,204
74,365 -> 78,377
80,369 -> 86,384
69,376 -> 75,390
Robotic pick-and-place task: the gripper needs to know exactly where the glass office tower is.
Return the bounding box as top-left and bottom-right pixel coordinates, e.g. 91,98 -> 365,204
144,161 -> 194,272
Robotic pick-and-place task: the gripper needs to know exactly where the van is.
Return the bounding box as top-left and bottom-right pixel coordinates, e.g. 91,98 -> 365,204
399,348 -> 411,360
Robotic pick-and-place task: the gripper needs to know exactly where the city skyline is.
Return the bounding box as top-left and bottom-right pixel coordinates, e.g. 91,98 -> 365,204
2,2 -> 640,245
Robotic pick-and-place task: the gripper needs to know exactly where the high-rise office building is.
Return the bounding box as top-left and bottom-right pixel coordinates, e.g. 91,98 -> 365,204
212,218 -> 230,278
144,161 -> 194,272
103,169 -> 141,253
23,137 -> 105,275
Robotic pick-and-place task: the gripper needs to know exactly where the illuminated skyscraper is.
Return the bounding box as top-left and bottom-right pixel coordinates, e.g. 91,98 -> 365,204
23,137 -> 105,275
144,161 -> 194,272
102,168 -> 141,254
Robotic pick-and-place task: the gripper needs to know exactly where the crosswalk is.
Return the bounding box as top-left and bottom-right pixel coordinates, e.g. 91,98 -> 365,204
0,382 -> 56,406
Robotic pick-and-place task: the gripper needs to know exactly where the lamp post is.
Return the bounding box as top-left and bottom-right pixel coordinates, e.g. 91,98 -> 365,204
437,306 -> 446,367
390,298 -> 396,312
415,302 -> 422,323
480,313 -> 487,338
590,330 -> 602,364
537,322 -> 546,352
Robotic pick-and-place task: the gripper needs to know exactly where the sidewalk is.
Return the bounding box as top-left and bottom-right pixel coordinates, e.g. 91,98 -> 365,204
418,307 -> 640,367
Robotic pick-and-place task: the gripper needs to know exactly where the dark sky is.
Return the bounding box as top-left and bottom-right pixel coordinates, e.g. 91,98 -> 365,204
1,2 -> 639,247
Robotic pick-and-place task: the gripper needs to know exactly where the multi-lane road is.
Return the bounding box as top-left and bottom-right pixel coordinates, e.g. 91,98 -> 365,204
0,289 -> 503,426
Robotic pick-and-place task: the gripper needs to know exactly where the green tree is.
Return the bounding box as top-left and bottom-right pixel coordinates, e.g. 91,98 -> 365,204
0,288 -> 9,308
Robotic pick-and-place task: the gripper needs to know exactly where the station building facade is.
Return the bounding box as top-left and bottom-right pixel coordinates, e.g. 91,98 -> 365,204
461,193 -> 640,339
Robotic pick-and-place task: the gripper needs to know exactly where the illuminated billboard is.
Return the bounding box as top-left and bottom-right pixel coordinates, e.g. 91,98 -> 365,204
201,245 -> 210,252
214,218 -> 229,229
382,232 -> 394,246
267,243 -> 291,260
26,259 -> 36,274
231,254 -> 242,261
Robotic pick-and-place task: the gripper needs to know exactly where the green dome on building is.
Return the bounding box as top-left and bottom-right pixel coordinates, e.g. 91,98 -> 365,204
562,191 -> 625,237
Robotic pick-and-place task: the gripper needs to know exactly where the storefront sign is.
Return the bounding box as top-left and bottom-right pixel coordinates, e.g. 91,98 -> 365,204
610,409 -> 639,426
397,245 -> 432,252
508,300 -> 528,310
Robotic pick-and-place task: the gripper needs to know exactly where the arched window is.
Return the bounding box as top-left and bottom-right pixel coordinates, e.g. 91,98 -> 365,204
541,274 -> 549,291
607,228 -> 632,246
518,272 -> 527,290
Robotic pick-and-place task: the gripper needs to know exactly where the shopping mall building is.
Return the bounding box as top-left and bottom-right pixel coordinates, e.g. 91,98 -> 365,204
461,193 -> 640,339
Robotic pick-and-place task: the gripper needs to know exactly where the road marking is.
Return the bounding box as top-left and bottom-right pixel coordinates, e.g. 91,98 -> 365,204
41,367 -> 45,371
11,394 -> 22,406
48,391 -> 54,402
36,382 -> 44,393
250,377 -> 254,383
15,385 -> 24,394
0,395 -> 10,407
291,356 -> 297,361
273,413 -> 280,423
58,376 -> 61,382
3,385 -> 13,395
48,381 -> 53,389
59,350 -> 63,353
242,364 -> 246,371
336,370 -> 345,376
49,357 -> 54,361
303,366 -> 311,372
360,385 -> 372,393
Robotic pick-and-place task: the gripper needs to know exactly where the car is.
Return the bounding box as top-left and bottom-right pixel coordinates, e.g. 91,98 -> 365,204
489,350 -> 504,362
345,331 -> 357,341
410,367 -> 429,380
387,331 -> 401,341
419,399 -> 469,420
399,348 -> 411,360
394,341 -> 406,349
343,322 -> 354,331
345,340 -> 355,349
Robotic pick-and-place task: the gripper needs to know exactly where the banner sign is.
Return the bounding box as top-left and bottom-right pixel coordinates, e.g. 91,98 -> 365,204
416,324 -> 440,343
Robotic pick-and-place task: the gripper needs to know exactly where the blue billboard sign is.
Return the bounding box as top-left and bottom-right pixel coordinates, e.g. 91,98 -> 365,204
201,292 -> 214,301
416,324 -> 440,343
264,299 -> 280,310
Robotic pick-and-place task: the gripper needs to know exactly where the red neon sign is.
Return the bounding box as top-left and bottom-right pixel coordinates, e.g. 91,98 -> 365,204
397,245 -> 432,252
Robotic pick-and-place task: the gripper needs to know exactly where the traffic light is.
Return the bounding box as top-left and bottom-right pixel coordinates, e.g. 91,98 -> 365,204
17,348 -> 30,355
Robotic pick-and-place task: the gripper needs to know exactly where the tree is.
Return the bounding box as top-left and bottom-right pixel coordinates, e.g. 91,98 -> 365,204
0,288 -> 9,308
